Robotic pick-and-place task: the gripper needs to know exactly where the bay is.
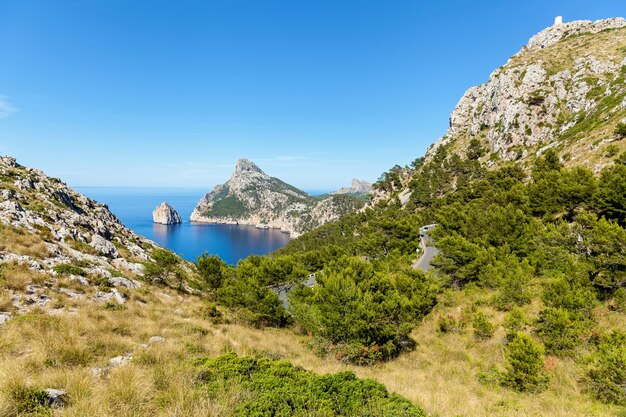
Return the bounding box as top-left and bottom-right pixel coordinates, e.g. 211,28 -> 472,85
76,187 -> 292,264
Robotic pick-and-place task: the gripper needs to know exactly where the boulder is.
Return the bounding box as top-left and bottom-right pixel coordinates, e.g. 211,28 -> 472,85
152,202 -> 182,225
89,234 -> 118,258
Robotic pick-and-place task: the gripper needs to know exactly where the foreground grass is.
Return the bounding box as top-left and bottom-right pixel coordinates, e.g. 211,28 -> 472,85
0,276 -> 622,416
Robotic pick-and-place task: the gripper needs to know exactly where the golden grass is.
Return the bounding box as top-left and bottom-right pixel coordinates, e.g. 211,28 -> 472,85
0,262 -> 49,291
0,224 -> 50,259
0,278 -> 622,417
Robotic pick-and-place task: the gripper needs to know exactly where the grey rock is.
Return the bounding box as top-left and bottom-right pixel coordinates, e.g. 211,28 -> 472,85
0,312 -> 11,325
89,235 -> 118,258
149,336 -> 165,344
108,353 -> 132,368
108,276 -> 138,289
44,388 -> 66,408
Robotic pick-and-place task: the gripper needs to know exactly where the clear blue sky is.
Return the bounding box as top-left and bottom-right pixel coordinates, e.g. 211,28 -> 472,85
0,1 -> 623,190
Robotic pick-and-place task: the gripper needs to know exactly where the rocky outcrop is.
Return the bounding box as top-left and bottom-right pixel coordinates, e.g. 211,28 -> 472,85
191,159 -> 364,237
0,156 -> 197,315
152,202 -> 182,225
333,179 -> 374,195
426,17 -> 626,171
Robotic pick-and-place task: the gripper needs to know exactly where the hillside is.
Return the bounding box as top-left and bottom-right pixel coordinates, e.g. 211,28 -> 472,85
190,159 -> 367,236
0,156 -> 424,416
427,17 -> 626,172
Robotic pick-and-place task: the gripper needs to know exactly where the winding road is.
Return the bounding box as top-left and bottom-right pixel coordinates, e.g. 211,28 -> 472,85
412,224 -> 438,271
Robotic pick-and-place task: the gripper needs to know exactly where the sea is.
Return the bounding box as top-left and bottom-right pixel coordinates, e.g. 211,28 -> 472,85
76,187 -> 300,265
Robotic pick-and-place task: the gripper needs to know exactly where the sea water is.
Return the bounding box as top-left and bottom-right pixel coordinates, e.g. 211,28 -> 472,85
76,187 -> 292,264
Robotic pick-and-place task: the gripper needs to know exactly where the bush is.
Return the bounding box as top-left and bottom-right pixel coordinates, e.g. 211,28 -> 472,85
608,287 -> 626,312
472,312 -> 495,341
537,307 -> 592,357
196,253 -> 228,290
52,263 -> 86,277
504,307 -> 528,342
504,332 -> 548,392
615,122 -> 626,137
290,257 -> 436,364
196,353 -> 427,416
12,387 -> 51,414
586,331 -> 626,405
437,314 -> 466,334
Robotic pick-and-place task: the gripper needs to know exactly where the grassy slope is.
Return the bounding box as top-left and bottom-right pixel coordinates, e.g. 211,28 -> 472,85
1,275 -> 622,417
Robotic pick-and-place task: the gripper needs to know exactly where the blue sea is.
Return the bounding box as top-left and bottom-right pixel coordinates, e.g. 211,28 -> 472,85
76,187 -> 293,265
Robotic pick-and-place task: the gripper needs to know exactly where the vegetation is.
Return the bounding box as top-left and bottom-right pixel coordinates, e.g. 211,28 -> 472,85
196,353 -> 426,416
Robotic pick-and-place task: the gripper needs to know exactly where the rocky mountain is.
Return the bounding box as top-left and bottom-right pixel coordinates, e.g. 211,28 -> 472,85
0,156 -> 195,318
426,17 -> 626,172
190,159 -> 365,236
333,178 -> 374,195
152,202 -> 181,224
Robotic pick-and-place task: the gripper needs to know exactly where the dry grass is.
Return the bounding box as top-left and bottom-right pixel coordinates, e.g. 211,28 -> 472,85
0,224 -> 50,259
0,277 -> 622,417
0,262 -> 49,291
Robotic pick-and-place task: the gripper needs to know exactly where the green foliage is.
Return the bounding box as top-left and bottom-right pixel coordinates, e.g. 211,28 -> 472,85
12,387 -> 51,415
196,253 -> 228,290
504,307 -> 529,342
615,122 -> 626,137
586,331 -> 626,406
144,248 -> 181,284
472,312 -> 495,341
290,257 -> 436,364
196,353 -> 426,417
437,314 -> 466,334
52,263 -> 87,277
537,307 -> 592,357
504,333 -> 548,392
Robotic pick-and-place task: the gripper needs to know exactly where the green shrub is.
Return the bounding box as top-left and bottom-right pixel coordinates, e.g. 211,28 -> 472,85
12,387 -> 51,414
615,122 -> 626,137
608,287 -> 626,312
196,353 -> 427,416
472,312 -> 495,341
196,253 -> 228,290
504,307 -> 528,342
586,331 -> 626,405
290,257 -> 436,364
537,307 -> 592,357
504,332 -> 548,392
437,314 -> 466,334
52,263 -> 86,277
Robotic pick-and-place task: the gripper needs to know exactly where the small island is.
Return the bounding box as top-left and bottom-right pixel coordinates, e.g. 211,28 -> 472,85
152,202 -> 182,225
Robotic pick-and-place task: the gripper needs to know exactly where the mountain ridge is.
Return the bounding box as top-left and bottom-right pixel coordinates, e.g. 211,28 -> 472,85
190,159 -> 367,236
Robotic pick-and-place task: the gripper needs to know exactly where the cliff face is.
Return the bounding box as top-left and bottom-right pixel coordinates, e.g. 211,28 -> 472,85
427,17 -> 626,172
190,159 -> 365,236
153,202 -> 182,224
0,156 -> 195,315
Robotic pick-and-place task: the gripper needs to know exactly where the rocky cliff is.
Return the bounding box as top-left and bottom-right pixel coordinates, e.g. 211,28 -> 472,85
153,202 -> 182,224
0,156 -> 195,317
333,179 -> 374,195
426,17 -> 626,172
190,159 -> 365,236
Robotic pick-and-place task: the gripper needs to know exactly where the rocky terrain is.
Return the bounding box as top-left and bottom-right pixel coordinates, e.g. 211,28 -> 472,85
191,159 -> 365,236
0,156 -> 195,321
426,17 -> 626,172
333,178 -> 374,195
152,202 -> 181,225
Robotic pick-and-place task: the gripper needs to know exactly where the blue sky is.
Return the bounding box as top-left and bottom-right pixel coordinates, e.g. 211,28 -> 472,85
0,0 -> 624,190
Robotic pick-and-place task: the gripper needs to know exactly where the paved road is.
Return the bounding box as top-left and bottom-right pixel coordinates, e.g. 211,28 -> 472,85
269,273 -> 316,309
412,224 -> 439,271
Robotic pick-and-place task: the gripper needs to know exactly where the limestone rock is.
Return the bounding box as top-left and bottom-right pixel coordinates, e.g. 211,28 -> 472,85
426,18 -> 626,171
44,389 -> 67,408
333,179 -> 374,195
89,234 -> 119,258
191,159 -> 365,236
152,202 -> 182,225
